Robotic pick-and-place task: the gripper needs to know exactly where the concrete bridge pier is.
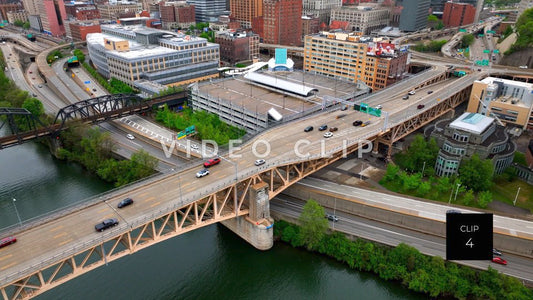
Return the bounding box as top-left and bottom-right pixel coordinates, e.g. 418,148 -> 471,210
221,182 -> 274,250
48,135 -> 62,158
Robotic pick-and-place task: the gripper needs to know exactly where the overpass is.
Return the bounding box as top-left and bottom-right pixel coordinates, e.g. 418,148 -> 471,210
5,67 -> 533,299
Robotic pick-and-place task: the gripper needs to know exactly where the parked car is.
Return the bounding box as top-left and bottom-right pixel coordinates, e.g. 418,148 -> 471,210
408,90 -> 416,95
304,126 -> 313,132
0,236 -> 17,249
126,134 -> 135,140
329,127 -> 338,132
318,124 -> 328,131
254,159 -> 266,166
353,120 -> 363,126
325,214 -> 339,222
117,197 -> 134,208
95,218 -> 119,232
402,95 -> 409,100
196,168 -> 210,178
492,257 -> 507,265
323,132 -> 333,138
417,104 -> 425,109
203,158 -> 221,168
492,248 -> 502,256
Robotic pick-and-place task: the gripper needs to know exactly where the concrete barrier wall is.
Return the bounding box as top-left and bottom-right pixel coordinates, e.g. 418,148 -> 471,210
281,183 -> 533,259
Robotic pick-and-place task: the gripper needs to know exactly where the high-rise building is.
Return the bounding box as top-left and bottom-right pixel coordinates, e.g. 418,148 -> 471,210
304,31 -> 408,91
442,2 -> 475,27
22,0 -> 39,15
262,0 -> 302,46
399,0 -> 429,32
186,0 -> 227,23
97,3 -> 143,20
38,0 -> 68,37
159,1 -> 196,30
229,0 -> 262,29
302,0 -> 342,25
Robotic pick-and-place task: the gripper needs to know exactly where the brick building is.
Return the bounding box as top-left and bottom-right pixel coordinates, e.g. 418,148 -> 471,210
215,30 -> 259,65
159,1 -> 195,30
260,0 -> 302,46
442,2 -> 476,27
230,0 -> 263,29
68,20 -> 101,41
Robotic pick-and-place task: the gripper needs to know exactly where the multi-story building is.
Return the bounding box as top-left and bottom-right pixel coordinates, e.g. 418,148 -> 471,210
97,2 -> 143,20
430,112 -> 516,176
261,0 -> 302,46
399,0 -> 430,32
330,6 -> 390,35
6,10 -> 28,24
186,0 -> 227,23
302,15 -> 320,41
67,20 -> 101,41
303,31 -> 408,91
38,0 -> 68,37
22,0 -> 39,15
466,77 -> 533,131
215,30 -> 259,65
302,0 -> 342,25
0,1 -> 21,21
70,6 -> 101,21
229,0 -> 262,29
86,24 -> 220,88
442,2 -> 475,27
159,1 -> 195,30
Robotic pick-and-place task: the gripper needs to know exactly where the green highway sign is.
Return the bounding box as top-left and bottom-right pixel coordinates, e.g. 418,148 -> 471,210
459,29 -> 467,32
493,49 -> 500,53
483,49 -> 490,53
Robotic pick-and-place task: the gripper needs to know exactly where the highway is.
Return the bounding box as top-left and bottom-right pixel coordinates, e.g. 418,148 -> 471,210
271,190 -> 533,284
1,66 -> 533,288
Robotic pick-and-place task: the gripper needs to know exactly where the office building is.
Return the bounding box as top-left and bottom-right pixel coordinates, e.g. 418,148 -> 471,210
261,0 -> 302,46
302,0 -> 342,25
430,112 -> 516,176
467,77 -> 533,130
6,10 -> 28,24
330,6 -> 390,35
187,0 -> 227,23
399,0 -> 430,32
0,1 -> 21,21
215,30 -> 259,65
304,31 -> 408,91
97,2 -> 143,20
301,15 -> 320,41
159,1 -> 196,30
229,0 -> 262,29
442,2 -> 475,27
38,0 -> 68,37
67,20 -> 101,41
86,24 -> 220,89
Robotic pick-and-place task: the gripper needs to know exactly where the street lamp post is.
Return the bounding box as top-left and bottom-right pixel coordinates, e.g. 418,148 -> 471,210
448,185 -> 454,204
422,161 -> 426,176
513,187 -> 521,206
12,198 -> 22,226
453,183 -> 461,203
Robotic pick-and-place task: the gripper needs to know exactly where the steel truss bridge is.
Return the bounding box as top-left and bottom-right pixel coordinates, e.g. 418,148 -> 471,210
0,92 -> 187,149
0,68 -> 483,299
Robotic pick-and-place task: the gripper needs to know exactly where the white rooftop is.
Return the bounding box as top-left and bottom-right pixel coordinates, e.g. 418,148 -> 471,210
449,112 -> 494,135
480,76 -> 533,89
86,32 -> 177,59
244,72 -> 318,97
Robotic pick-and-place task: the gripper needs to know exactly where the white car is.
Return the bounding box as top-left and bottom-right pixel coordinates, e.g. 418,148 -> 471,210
519,65 -> 528,69
323,132 -> 333,138
126,134 -> 135,140
196,168 -> 210,178
254,159 -> 266,166
408,90 -> 416,95
376,104 -> 382,110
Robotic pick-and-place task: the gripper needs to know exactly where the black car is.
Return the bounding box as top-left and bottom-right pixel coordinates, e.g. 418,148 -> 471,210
353,120 -> 363,126
318,124 -> 328,131
95,218 -> 119,232
304,126 -> 313,132
118,197 -> 134,208
417,104 -> 425,109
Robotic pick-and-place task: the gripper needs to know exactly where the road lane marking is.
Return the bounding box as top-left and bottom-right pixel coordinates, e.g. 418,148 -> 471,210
145,196 -> 156,202
139,192 -> 149,198
0,262 -> 16,271
49,225 -> 64,232
98,208 -> 108,213
0,254 -> 13,261
53,232 -> 67,239
59,239 -> 73,246
150,201 -> 161,208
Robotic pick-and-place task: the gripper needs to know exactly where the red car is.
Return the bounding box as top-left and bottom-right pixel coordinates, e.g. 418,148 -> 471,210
0,236 -> 17,249
203,158 -> 221,168
492,257 -> 507,265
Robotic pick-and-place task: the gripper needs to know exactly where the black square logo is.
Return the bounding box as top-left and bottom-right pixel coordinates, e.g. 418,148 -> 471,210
446,213 -> 493,260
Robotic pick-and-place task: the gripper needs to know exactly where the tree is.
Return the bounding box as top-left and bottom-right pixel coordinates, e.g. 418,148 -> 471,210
478,190 -> 493,208
461,34 -> 475,48
298,199 -> 329,250
23,22 -> 30,30
462,189 -> 475,206
428,15 -> 439,30
13,20 -> 24,27
458,154 -> 494,192
22,98 -> 44,118
73,49 -> 85,63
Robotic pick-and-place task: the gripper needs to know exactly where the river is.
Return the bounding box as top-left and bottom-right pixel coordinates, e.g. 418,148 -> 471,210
0,140 -> 424,300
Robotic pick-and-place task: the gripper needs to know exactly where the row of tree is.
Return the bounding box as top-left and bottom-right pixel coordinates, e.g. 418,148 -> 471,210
57,124 -> 158,187
155,106 -> 246,145
510,8 -> 533,53
82,62 -> 134,94
275,200 -> 533,299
